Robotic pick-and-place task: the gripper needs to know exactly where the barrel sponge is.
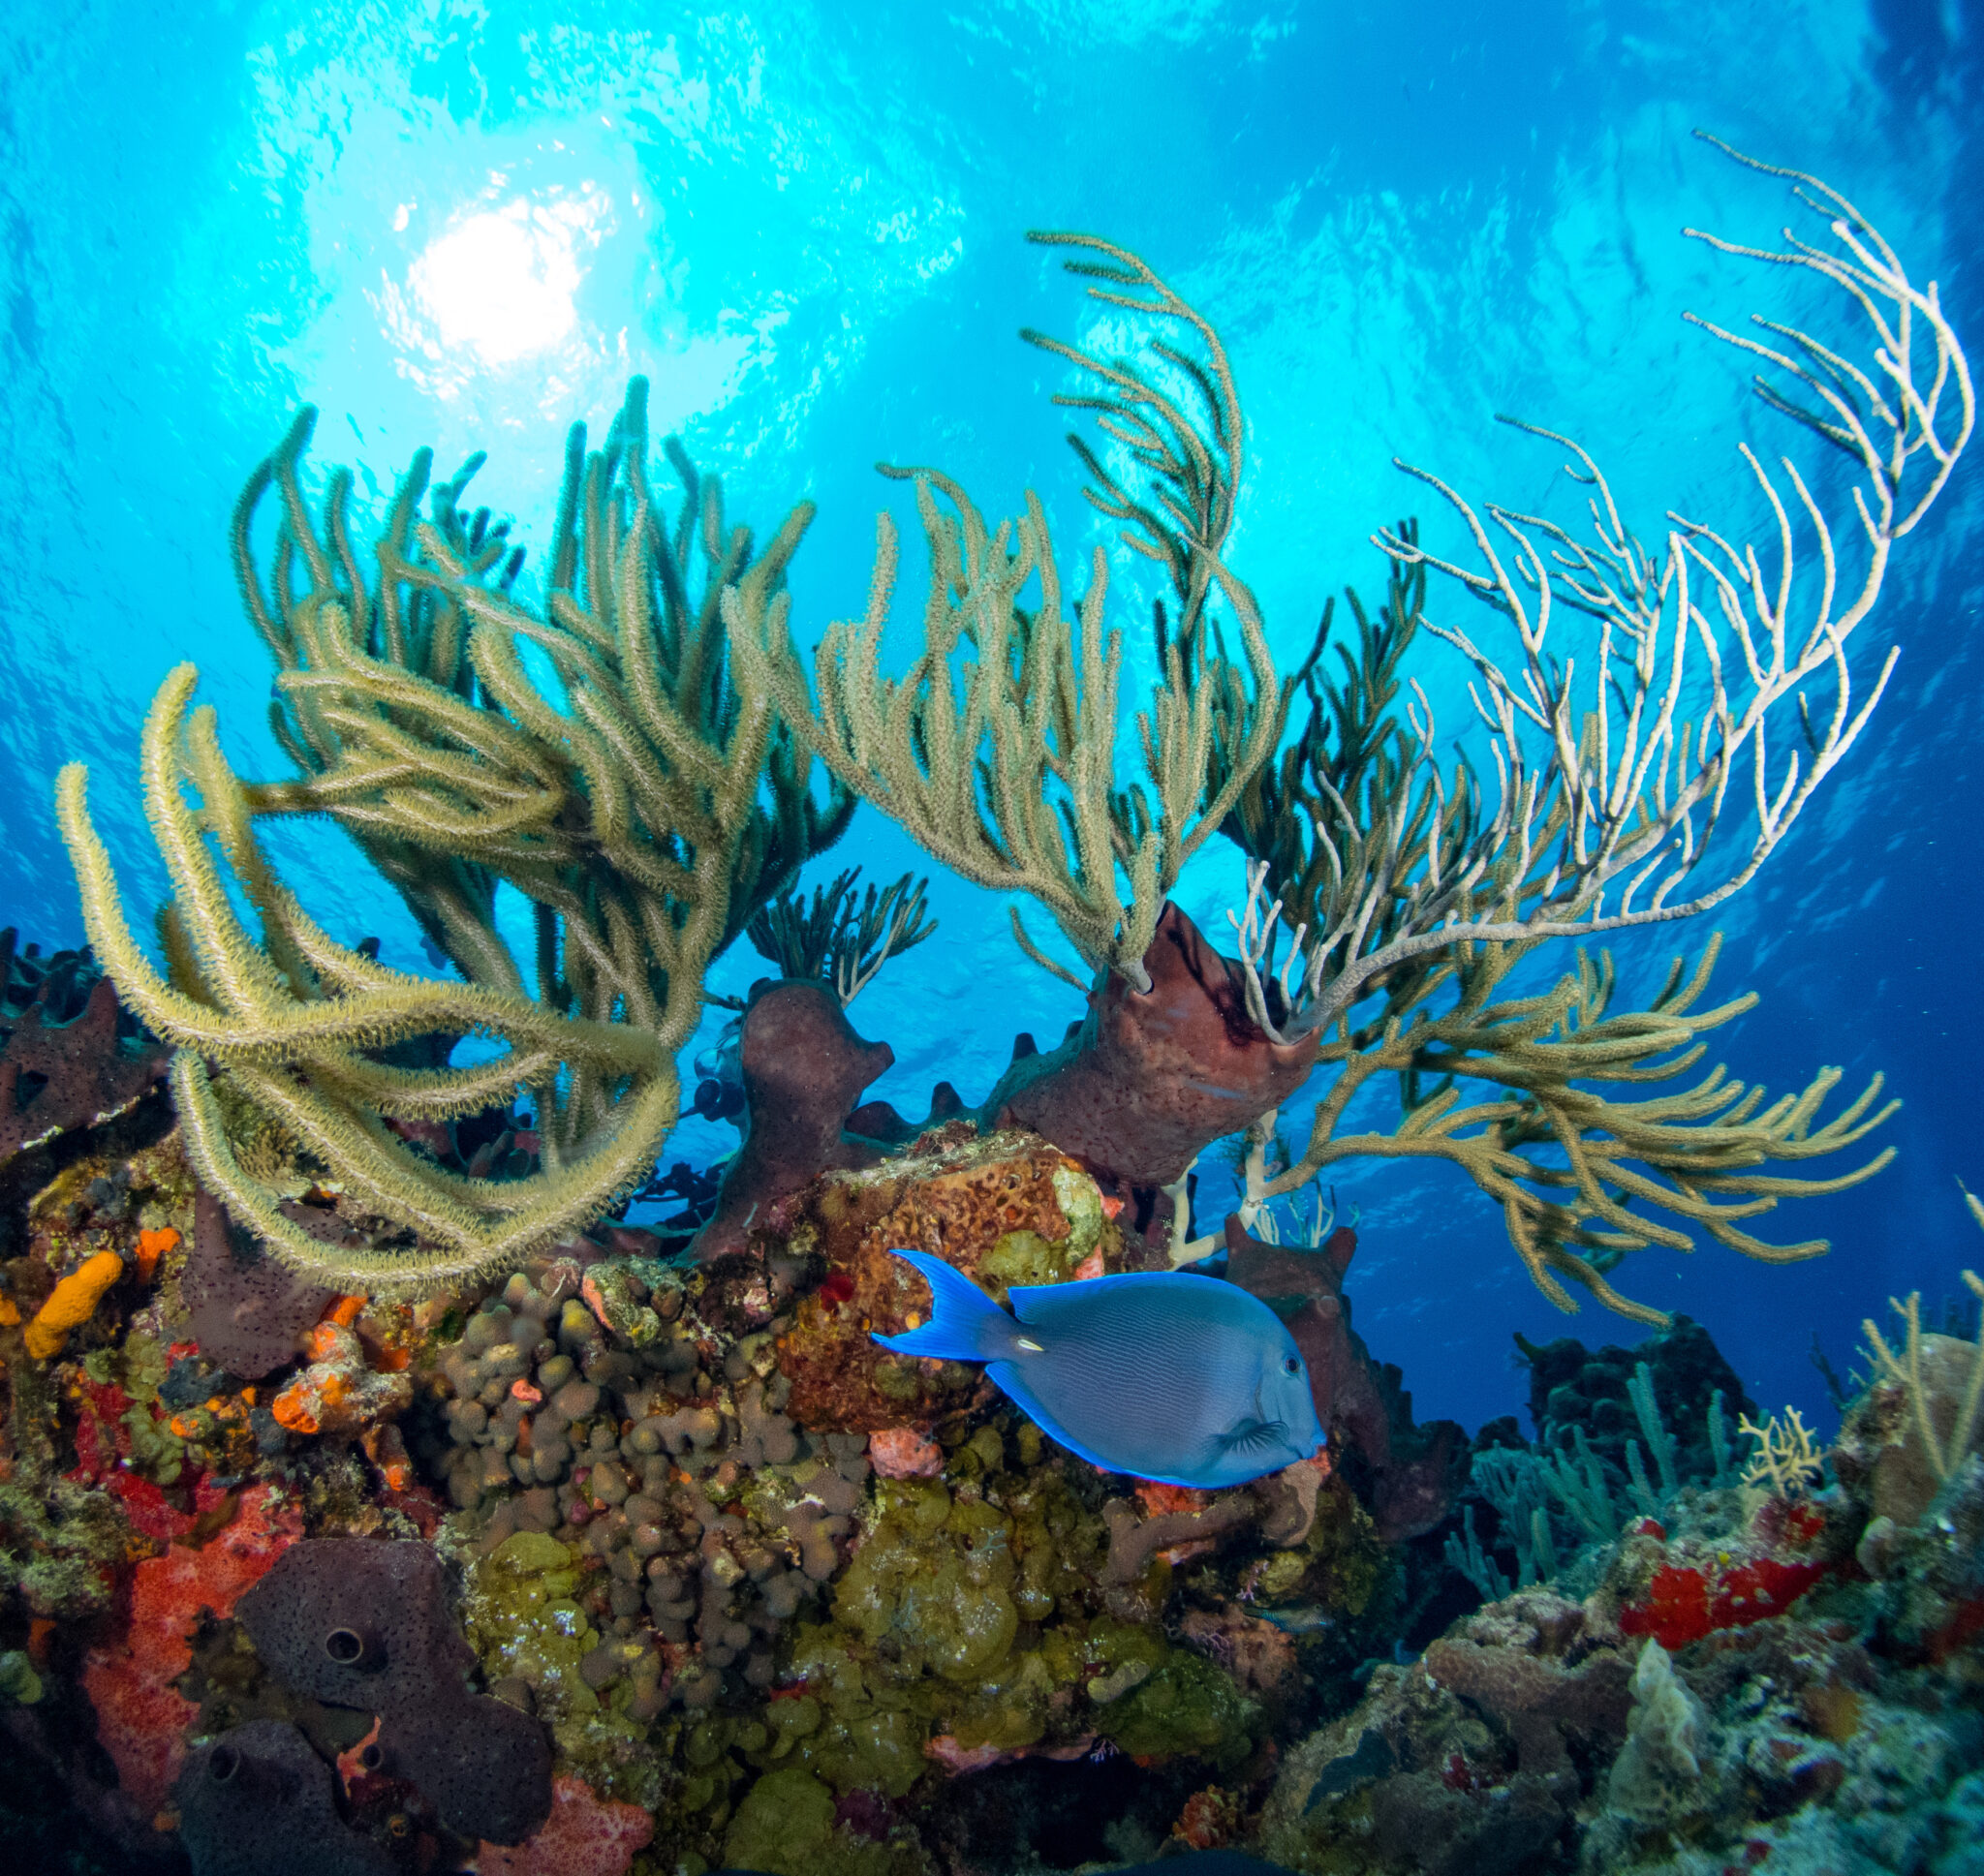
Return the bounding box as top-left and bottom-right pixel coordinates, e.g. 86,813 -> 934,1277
24,1249 -> 123,1359
379,1688 -> 555,1845
234,1537 -> 552,1843
235,1537 -> 474,1712
175,1720 -> 395,1876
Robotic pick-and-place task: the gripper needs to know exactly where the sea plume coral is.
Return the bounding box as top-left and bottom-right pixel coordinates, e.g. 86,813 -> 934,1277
57,381 -> 849,1296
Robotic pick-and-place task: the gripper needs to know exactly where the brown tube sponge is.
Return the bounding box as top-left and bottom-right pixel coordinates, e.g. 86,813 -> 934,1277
981,902 -> 1318,1190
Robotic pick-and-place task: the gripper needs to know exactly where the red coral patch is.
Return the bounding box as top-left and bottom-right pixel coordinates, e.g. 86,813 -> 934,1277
1621,1557 -> 1828,1650
80,1484 -> 300,1816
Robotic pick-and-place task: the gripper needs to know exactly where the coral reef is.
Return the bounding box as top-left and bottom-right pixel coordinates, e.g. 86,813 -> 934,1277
6,1000 -> 1983,1874
768,1129 -> 1111,1430
1515,1311 -> 1755,1483
5,147 -> 1980,1876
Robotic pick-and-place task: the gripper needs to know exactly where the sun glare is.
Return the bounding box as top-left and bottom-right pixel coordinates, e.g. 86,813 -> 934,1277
406,194 -> 603,365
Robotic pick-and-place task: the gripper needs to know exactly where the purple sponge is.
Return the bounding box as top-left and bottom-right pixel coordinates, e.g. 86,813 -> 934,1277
174,1720 -> 395,1876
234,1538 -> 552,1844
236,1537 -> 474,1712
379,1690 -> 555,1845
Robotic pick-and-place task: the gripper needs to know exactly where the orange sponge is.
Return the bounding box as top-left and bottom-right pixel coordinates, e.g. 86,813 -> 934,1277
25,1250 -> 125,1359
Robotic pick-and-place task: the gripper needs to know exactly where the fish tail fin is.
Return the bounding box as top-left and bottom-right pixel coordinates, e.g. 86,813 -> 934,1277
872,1249 -> 1018,1363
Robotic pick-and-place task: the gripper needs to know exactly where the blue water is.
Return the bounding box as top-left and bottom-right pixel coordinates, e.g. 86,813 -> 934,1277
2,0 -> 1977,1441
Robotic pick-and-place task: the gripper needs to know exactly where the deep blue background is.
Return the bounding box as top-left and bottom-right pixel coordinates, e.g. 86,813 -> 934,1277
3,0 -> 1978,1439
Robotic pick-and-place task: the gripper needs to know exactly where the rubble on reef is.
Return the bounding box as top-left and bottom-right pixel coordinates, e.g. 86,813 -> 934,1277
1,938 -> 1981,1876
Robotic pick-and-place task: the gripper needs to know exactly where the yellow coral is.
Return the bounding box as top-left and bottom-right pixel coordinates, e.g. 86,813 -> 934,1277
1863,1264 -> 1984,1485
24,1251 -> 125,1360
1737,1406 -> 1827,1498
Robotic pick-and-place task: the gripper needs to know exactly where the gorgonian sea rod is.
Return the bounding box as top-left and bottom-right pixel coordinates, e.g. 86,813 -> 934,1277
59,137 -> 1970,1317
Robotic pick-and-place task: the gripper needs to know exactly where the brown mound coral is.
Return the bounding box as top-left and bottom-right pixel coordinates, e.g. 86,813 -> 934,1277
770,1130 -> 1116,1432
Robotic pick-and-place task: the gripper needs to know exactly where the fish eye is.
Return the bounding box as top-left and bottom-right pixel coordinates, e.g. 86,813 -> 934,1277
1283,1355 -> 1300,1375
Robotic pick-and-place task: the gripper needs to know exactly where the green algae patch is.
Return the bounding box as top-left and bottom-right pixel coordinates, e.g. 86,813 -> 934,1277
724,1768 -> 837,1872
465,1530 -> 600,1722
1050,1160 -> 1108,1256
1102,1648 -> 1257,1768
780,1629 -> 930,1798
1000,1463 -> 1108,1622
721,1765 -> 927,1876
977,1229 -> 1076,1299
82,1334 -> 188,1486
832,1483 -> 1019,1683
940,1647 -> 1058,1750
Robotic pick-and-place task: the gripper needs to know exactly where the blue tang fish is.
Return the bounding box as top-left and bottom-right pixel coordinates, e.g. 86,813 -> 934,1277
871,1249 -> 1325,1489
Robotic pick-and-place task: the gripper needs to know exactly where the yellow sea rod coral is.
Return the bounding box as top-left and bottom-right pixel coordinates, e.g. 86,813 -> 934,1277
24,1251 -> 124,1360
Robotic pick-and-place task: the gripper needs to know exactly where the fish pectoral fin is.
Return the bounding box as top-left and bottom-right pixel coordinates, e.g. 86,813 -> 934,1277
1220,1418 -> 1287,1455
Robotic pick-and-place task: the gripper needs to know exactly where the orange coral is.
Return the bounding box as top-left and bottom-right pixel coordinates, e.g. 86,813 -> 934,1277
133,1226 -> 178,1282
270,1319 -> 411,1435
1172,1785 -> 1240,1850
870,1426 -> 945,1478
24,1249 -> 123,1359
1136,1479 -> 1212,1519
